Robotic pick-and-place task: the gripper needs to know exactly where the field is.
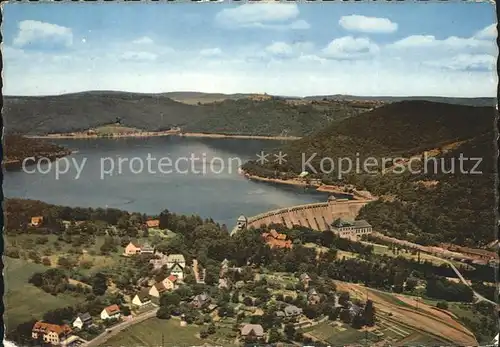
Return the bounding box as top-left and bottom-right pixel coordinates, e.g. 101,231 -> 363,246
4,257 -> 85,330
302,321 -> 378,346
105,317 -> 238,347
334,281 -> 477,346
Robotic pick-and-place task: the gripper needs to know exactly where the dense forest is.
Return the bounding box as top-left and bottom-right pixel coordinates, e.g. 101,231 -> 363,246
242,101 -> 496,247
4,92 -> 364,136
2,135 -> 71,170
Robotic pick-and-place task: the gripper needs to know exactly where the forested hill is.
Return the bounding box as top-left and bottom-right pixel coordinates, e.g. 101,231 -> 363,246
242,100 -> 496,247
3,92 -> 365,136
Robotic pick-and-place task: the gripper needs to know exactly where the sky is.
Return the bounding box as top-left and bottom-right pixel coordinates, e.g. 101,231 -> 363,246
2,1 -> 498,97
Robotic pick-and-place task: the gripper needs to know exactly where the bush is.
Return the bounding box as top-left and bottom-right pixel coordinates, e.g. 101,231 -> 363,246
42,257 -> 52,266
436,301 -> 449,310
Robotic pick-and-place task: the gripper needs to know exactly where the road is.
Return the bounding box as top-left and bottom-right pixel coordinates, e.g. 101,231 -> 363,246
83,308 -> 158,347
446,260 -> 496,305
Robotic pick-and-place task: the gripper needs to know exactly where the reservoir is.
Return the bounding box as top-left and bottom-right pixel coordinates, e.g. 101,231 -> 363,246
4,137 -> 328,227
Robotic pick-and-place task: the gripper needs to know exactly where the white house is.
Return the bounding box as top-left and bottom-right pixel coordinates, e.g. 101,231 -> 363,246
169,263 -> 184,281
72,312 -> 92,330
132,290 -> 151,307
166,254 -> 186,268
100,304 -> 121,320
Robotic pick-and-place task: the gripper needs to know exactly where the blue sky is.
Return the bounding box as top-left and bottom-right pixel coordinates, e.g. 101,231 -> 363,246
2,1 -> 498,96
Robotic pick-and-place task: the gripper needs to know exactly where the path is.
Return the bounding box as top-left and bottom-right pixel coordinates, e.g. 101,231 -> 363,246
83,308 -> 158,347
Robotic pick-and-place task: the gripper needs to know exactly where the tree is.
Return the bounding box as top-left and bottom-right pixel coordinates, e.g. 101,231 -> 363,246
284,324 -> 296,341
338,291 -> 350,307
42,257 -> 52,266
436,301 -> 449,310
157,306 -> 172,319
363,300 -> 375,326
207,324 -> 216,335
268,328 -> 283,343
91,272 -> 107,296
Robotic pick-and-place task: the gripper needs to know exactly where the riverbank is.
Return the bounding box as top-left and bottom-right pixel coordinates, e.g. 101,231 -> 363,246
3,150 -> 72,171
25,131 -> 301,141
240,170 -> 375,199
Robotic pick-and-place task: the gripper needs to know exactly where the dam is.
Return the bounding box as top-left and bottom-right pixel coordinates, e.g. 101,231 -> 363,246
232,196 -> 372,235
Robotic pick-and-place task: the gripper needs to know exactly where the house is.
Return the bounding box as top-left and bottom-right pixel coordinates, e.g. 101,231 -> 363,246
262,229 -> 293,249
284,305 -> 303,317
149,252 -> 169,270
149,282 -> 167,298
140,242 -> 155,254
124,241 -> 142,256
146,219 -> 160,229
100,304 -> 121,320
345,301 -> 362,319
169,262 -> 184,280
331,218 -> 372,238
218,278 -> 230,289
132,289 -> 152,307
30,216 -> 44,227
32,321 -> 72,345
236,215 -> 248,230
299,273 -> 311,286
191,293 -> 211,308
166,254 -> 186,268
308,288 -> 321,305
240,324 -> 264,338
275,311 -> 286,318
162,275 -> 179,290
72,312 -> 92,330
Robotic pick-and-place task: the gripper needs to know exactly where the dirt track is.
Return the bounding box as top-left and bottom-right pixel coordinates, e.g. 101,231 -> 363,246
335,282 -> 478,346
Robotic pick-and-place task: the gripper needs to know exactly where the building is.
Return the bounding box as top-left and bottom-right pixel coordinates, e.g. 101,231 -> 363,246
140,242 -> 155,254
191,293 -> 211,308
308,289 -> 321,305
132,290 -> 152,307
169,263 -> 184,280
30,216 -> 44,227
299,273 -> 311,286
100,304 -> 121,320
149,282 -> 167,298
124,241 -> 142,256
240,324 -> 264,339
72,312 -> 93,330
236,215 -> 248,230
284,305 -> 303,317
166,254 -> 186,268
146,219 -> 160,229
331,218 -> 372,238
162,275 -> 179,290
149,252 -> 169,270
261,229 -> 293,249
32,321 -> 72,345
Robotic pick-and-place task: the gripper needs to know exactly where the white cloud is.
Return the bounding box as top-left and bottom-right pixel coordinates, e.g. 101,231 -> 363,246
265,41 -> 314,57
389,35 -> 491,50
215,4 -> 308,30
426,54 -> 496,71
121,51 -> 158,61
13,20 -> 73,48
322,36 -> 379,59
475,23 -> 497,39
339,15 -> 398,34
132,36 -> 154,45
200,48 -> 222,56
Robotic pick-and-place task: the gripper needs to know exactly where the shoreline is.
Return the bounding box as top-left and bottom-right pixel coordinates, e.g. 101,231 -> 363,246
3,150 -> 73,171
240,170 -> 375,199
25,132 -> 301,141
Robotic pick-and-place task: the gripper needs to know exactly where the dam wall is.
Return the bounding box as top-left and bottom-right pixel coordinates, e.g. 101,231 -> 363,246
232,199 -> 371,234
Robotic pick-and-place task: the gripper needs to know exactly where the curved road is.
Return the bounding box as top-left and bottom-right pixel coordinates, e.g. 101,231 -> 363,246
83,308 -> 158,347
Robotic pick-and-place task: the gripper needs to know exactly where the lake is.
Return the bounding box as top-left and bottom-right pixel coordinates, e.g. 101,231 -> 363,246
4,137 -> 328,227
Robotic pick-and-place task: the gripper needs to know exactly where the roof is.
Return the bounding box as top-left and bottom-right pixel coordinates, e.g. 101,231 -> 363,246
136,289 -> 150,301
146,219 -> 160,227
237,215 -> 247,221
166,274 -> 178,282
170,262 -> 184,270
77,312 -> 92,322
193,293 -> 210,303
308,289 -> 319,296
167,254 -> 185,263
104,304 -> 121,315
154,282 -> 167,292
300,273 -> 310,280
128,241 -> 141,248
353,220 -> 372,228
240,324 -> 264,336
284,305 -> 303,316
32,322 -> 72,336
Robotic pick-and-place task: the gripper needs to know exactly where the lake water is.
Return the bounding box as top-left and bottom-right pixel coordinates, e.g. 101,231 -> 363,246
4,137 -> 328,227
